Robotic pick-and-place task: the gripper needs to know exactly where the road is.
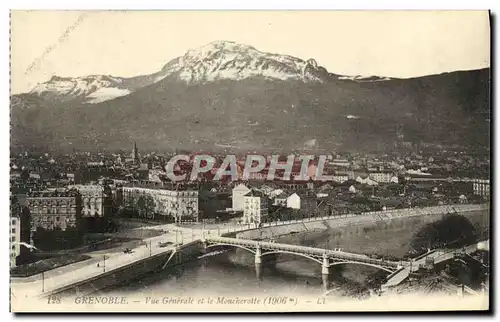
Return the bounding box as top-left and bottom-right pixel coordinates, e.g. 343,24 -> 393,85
11,203 -> 488,299
11,222 -> 244,299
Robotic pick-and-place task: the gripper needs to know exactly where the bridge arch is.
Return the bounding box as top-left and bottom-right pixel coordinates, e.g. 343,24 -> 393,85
261,251 -> 323,265
205,243 -> 256,255
329,261 -> 395,273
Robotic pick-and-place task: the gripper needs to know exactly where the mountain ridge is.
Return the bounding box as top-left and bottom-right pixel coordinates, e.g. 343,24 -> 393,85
11,41 -> 490,153
16,40 -> 385,104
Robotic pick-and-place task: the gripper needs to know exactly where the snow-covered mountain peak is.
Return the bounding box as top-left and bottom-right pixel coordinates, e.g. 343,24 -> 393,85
183,40 -> 258,60
29,74 -> 129,103
24,41 -> 330,104
164,40 -> 326,84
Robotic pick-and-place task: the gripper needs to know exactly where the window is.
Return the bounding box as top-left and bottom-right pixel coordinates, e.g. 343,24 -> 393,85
11,228 -> 15,233
11,236 -> 15,242
11,245 -> 15,250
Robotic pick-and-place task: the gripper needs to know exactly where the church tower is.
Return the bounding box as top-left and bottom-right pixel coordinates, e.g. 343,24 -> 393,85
132,141 -> 139,164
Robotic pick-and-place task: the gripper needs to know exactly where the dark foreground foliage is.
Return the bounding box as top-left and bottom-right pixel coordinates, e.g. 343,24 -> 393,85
10,254 -> 91,277
410,214 -> 477,252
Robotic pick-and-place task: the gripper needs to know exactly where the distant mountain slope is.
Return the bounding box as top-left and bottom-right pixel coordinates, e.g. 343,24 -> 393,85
19,41 -> 334,105
10,41 -> 490,153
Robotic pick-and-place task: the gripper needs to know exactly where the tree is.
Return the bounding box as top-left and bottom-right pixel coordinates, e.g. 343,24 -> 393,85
136,195 -> 156,219
410,214 -> 477,252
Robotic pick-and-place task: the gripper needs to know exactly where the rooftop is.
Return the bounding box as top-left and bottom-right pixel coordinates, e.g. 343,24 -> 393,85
123,180 -> 199,191
26,189 -> 80,198
244,189 -> 267,198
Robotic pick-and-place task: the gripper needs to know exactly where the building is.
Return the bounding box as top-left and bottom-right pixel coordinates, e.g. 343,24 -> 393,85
121,182 -> 199,222
10,196 -> 30,268
26,190 -> 82,233
286,193 -> 301,209
273,192 -> 301,209
331,174 -> 349,183
368,172 -> 394,183
148,169 -> 166,182
472,179 -> 490,199
272,182 -> 309,191
132,141 -> 139,164
66,172 -> 82,184
69,184 -> 112,218
329,159 -> 351,168
273,192 -> 288,207
336,170 -> 355,180
10,214 -> 21,268
199,191 -> 231,219
242,189 -> 269,225
232,183 -> 251,211
355,176 -> 378,186
124,141 -> 140,164
26,189 -> 82,249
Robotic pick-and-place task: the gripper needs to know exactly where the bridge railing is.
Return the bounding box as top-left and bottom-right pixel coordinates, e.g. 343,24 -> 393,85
207,236 -> 399,267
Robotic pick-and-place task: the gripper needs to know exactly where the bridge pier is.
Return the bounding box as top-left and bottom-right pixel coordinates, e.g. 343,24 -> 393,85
255,245 -> 262,280
322,253 -> 330,291
255,263 -> 262,280
204,237 -> 402,287
322,273 -> 329,291
322,253 -> 330,275
255,245 -> 262,264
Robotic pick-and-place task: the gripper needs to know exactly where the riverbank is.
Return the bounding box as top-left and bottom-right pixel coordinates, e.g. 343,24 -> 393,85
226,205 -> 488,290
12,204 -> 489,302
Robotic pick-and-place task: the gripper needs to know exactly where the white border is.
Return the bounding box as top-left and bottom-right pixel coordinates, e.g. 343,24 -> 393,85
1,1 -> 497,321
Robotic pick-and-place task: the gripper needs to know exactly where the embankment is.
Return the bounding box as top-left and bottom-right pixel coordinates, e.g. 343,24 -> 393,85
228,205 -> 489,280
46,241 -> 203,298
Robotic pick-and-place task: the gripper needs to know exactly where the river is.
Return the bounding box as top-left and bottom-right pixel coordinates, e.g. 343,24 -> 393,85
104,252 -> 373,299
103,209 -> 489,299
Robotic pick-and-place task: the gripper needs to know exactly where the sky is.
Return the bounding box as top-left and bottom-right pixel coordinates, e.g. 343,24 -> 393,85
10,10 -> 490,94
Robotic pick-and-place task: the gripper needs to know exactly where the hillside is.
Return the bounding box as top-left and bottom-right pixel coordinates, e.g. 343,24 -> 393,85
10,41 -> 490,153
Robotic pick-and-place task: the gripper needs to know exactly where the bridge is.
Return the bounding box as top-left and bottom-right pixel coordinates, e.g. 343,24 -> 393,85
382,240 -> 489,291
12,204 -> 487,301
204,236 -> 402,277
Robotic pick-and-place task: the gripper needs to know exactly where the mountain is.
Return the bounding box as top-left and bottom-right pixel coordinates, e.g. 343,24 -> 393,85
161,40 -> 331,84
11,41 -> 490,153
25,70 -> 170,104
22,41 -> 333,105
29,75 -> 133,104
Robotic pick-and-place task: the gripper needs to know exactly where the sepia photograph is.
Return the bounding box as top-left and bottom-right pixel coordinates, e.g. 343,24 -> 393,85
8,10 -> 491,313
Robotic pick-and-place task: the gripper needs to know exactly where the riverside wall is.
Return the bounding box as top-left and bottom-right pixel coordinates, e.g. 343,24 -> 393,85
46,204 -> 489,297
236,204 -> 489,241
229,204 -> 489,267
46,241 -> 203,298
